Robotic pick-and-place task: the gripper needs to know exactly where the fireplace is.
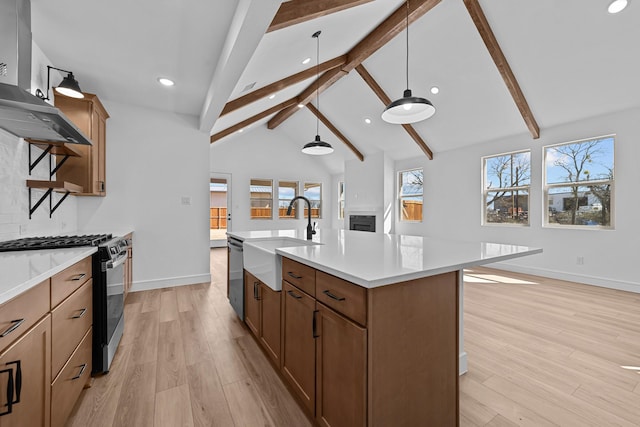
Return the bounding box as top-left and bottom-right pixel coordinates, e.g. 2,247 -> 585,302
349,215 -> 376,232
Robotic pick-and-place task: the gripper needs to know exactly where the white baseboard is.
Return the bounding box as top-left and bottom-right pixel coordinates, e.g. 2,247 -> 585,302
487,262 -> 640,294
130,273 -> 212,292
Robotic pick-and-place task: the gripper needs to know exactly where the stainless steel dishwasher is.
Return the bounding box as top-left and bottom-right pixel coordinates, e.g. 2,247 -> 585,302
227,236 -> 244,320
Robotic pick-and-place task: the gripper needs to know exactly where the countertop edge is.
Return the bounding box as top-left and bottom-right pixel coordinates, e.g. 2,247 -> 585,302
0,247 -> 97,305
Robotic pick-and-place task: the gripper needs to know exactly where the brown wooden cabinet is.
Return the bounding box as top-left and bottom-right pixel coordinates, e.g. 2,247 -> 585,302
244,271 -> 281,366
281,281 -> 316,415
54,92 -> 109,196
0,315 -> 51,427
315,303 -> 366,427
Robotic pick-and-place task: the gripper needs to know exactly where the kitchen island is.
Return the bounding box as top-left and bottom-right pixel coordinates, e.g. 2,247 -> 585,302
228,229 -> 541,426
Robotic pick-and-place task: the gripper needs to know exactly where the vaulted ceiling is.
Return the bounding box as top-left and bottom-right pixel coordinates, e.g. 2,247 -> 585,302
31,0 -> 640,174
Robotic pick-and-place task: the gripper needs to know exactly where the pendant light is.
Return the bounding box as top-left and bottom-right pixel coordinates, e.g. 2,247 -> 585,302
381,0 -> 435,124
302,31 -> 334,155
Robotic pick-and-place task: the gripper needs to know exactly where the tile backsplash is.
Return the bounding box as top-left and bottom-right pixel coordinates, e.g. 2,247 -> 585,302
0,129 -> 77,241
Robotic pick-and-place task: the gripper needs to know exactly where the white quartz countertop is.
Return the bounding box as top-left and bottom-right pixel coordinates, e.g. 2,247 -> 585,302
0,247 -> 97,305
227,229 -> 542,288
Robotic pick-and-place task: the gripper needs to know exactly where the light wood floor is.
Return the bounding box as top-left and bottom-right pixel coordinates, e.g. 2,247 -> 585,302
67,249 -> 640,426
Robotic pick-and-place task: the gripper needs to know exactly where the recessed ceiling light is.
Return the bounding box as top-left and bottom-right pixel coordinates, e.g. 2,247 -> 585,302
238,128 -> 244,133
430,86 -> 440,94
157,77 -> 174,86
302,57 -> 311,65
364,118 -> 372,124
298,104 -> 304,108
268,94 -> 276,99
608,0 -> 628,13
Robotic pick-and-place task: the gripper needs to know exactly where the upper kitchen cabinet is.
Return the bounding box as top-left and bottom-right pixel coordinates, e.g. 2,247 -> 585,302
54,92 -> 109,196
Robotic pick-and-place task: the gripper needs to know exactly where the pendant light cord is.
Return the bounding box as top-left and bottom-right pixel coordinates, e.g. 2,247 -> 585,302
315,31 -> 320,136
406,0 -> 410,91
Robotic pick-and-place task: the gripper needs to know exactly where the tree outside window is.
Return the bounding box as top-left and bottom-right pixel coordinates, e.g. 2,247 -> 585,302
399,169 -> 423,222
483,151 -> 531,225
544,136 -> 614,228
303,183 -> 322,219
250,179 -> 273,219
279,181 -> 298,219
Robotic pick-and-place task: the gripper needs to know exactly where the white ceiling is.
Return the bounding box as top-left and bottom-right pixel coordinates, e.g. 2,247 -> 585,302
31,0 -> 640,175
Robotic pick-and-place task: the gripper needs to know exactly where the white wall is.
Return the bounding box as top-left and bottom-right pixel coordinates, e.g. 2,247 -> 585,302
331,173 -> 345,230
395,107 -> 640,293
344,151 -> 395,233
76,101 -> 211,291
0,130 -> 77,240
210,126 -> 334,233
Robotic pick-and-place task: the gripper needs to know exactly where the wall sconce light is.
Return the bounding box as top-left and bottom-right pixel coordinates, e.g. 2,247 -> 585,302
35,66 -> 84,101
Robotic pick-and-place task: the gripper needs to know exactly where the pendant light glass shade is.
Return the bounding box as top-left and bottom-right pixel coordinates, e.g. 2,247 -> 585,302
302,135 -> 334,155
382,0 -> 434,125
54,72 -> 84,99
381,89 -> 435,124
302,30 -> 333,155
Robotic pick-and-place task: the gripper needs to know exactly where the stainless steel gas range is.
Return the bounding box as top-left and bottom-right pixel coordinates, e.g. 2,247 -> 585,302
0,233 -> 128,375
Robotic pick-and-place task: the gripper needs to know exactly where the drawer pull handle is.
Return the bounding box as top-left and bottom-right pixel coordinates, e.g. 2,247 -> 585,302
0,367 -> 14,416
287,290 -> 302,300
72,308 -> 87,319
71,273 -> 87,282
312,310 -> 319,338
0,319 -> 25,337
287,272 -> 302,280
322,290 -> 345,301
72,364 -> 87,380
253,282 -> 260,301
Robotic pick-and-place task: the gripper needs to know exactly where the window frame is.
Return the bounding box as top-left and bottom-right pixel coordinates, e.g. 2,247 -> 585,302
338,181 -> 345,220
249,178 -> 273,220
481,149 -> 531,227
398,168 -> 424,223
303,182 -> 322,219
543,135 -> 615,230
278,180 -> 299,219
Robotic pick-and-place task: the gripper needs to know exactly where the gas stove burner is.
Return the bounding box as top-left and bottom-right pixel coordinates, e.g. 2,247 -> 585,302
0,234 -> 113,252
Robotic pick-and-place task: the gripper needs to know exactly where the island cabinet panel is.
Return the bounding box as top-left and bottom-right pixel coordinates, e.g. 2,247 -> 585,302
315,303 -> 366,427
282,257 -> 316,296
316,270 -> 367,327
259,283 -> 281,364
244,272 -> 261,337
0,315 -> 51,427
243,271 -> 282,366
367,271 -> 459,426
282,281 -> 316,415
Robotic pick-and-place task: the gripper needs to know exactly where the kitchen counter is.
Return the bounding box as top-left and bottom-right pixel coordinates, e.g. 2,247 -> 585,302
0,247 -> 97,304
227,229 -> 542,288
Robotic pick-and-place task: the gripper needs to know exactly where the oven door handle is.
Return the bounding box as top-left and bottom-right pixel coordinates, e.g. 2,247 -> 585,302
105,255 -> 127,270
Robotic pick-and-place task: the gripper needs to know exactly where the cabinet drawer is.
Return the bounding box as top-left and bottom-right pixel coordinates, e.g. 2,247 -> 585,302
0,279 -> 49,354
51,256 -> 92,308
51,279 -> 93,379
282,257 -> 316,296
51,328 -> 92,427
316,271 -> 367,326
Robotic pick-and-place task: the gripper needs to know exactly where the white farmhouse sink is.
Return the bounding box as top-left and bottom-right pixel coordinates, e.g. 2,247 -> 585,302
243,238 -> 319,291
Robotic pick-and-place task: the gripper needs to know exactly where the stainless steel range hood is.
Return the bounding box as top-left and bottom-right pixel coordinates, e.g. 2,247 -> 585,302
0,0 -> 92,145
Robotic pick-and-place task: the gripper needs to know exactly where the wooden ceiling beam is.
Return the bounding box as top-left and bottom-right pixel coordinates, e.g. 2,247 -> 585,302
355,65 -> 434,159
210,98 -> 297,143
268,0 -> 374,32
220,55 -> 347,116
267,67 -> 348,129
306,103 -> 364,161
463,0 -> 540,139
267,0 -> 442,130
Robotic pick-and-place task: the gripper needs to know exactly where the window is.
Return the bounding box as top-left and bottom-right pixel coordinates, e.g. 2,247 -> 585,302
338,181 -> 345,219
303,182 -> 322,219
398,169 -> 423,222
483,150 -> 531,225
544,135 -> 614,228
278,181 -> 298,219
250,179 -> 273,219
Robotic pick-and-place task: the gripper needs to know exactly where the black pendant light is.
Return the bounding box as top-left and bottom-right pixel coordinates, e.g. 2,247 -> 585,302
35,65 -> 85,101
302,30 -> 334,155
381,0 -> 435,124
